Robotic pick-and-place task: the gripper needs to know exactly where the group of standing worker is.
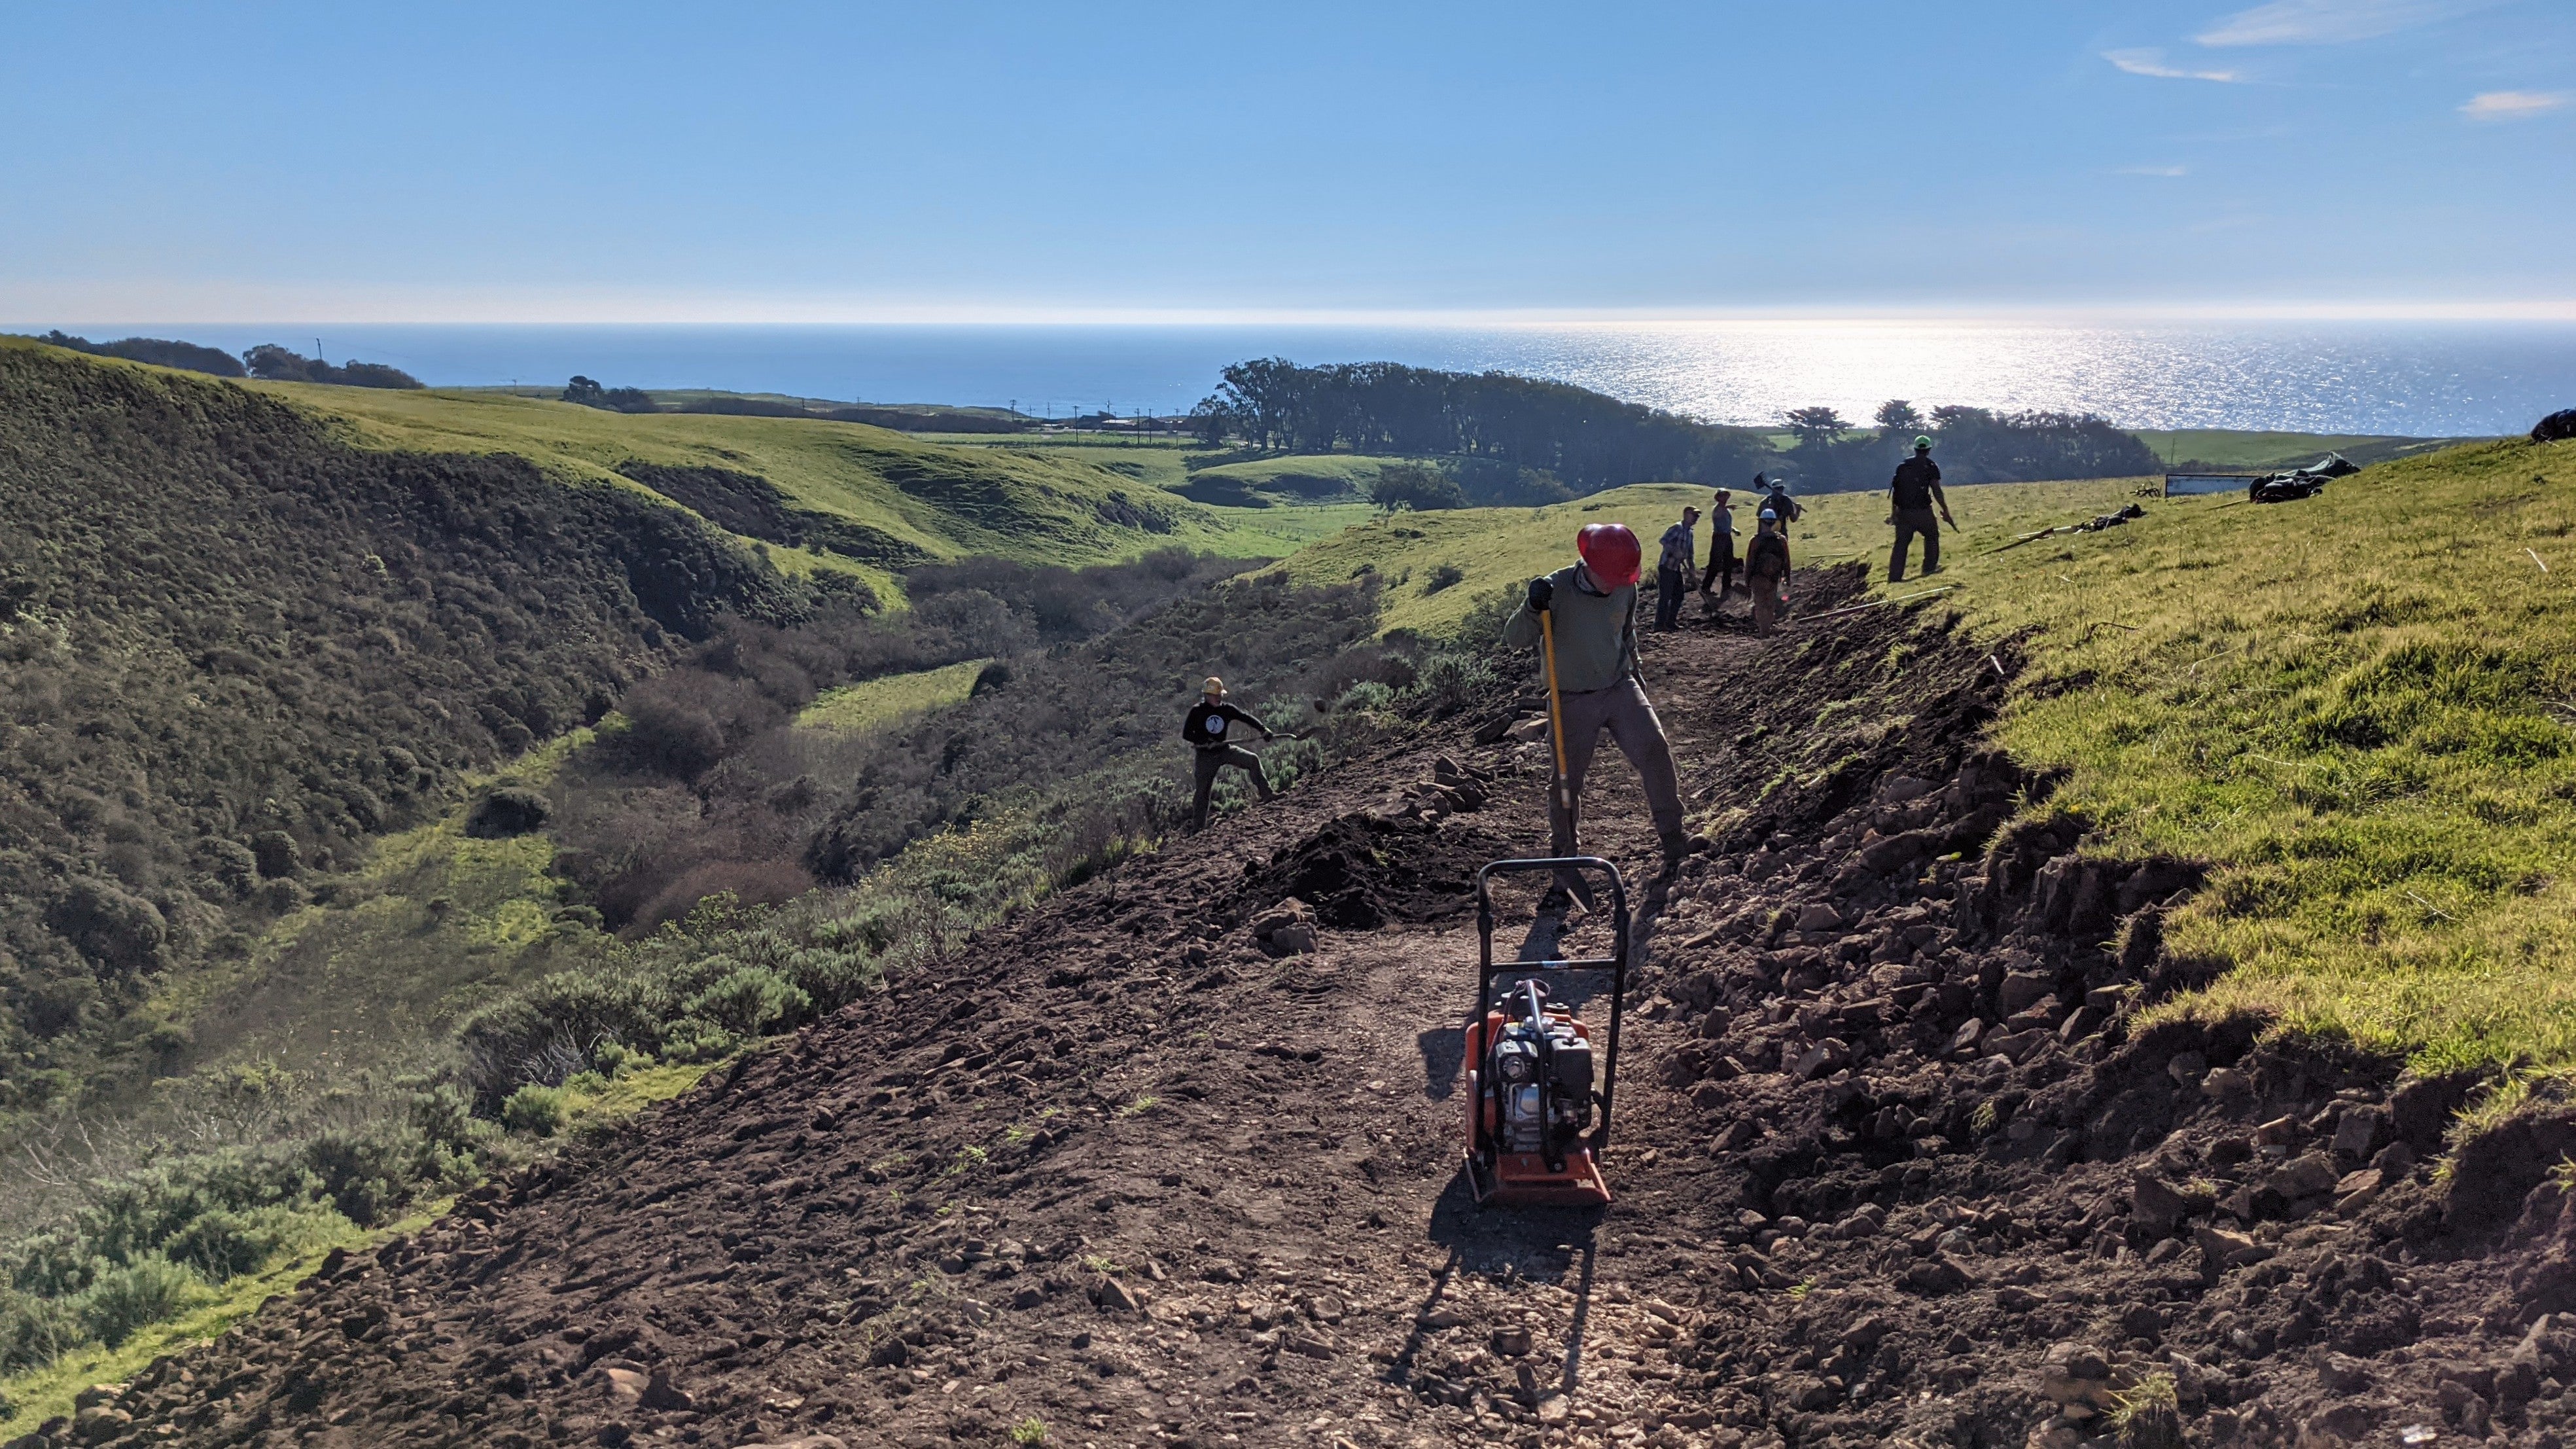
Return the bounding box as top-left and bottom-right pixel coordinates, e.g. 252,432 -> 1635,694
1651,472 -> 1806,637
1652,434 -> 1956,636
1183,439 -> 1958,893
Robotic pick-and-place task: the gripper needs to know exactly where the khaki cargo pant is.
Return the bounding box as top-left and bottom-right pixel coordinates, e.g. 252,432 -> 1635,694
1191,744 -> 1273,829
1749,573 -> 1784,635
1549,678 -> 1687,857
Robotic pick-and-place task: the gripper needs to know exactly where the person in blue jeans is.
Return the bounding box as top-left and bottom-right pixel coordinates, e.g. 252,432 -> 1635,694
1653,505 -> 1699,631
1183,676 -> 1276,829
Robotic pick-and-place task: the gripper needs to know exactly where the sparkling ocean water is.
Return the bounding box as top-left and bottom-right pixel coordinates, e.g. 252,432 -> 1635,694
22,320 -> 2576,436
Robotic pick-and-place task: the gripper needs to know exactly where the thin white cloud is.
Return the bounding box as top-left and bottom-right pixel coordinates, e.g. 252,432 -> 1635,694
2461,90 -> 2569,120
2117,164 -> 2192,176
2103,48 -> 2246,81
2197,0 -> 2480,46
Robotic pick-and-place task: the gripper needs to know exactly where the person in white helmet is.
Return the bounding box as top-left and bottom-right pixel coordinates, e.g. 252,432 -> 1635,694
1744,509 -> 1792,637
1182,675 -> 1277,829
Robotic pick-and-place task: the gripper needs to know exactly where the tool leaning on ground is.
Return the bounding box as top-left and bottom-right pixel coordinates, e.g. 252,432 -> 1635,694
1462,857 -> 1630,1208
1538,609 -> 1574,823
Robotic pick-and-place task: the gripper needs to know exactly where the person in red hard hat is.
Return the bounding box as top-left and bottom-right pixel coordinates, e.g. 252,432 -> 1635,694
1503,522 -> 1691,883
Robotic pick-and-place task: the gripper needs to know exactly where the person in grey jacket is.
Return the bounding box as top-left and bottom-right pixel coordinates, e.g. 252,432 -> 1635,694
1502,523 -> 1690,880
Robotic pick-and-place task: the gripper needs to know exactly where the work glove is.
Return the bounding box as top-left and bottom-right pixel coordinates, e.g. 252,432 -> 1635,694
1525,575 -> 1554,613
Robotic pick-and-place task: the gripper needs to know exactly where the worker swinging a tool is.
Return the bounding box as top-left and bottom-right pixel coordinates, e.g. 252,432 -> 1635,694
1182,675 -> 1277,830
1504,524 -> 1691,890
1887,435 -> 1956,582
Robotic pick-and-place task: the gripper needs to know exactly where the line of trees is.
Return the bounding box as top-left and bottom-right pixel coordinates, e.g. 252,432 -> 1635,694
23,334 -> 425,389
34,332 -> 244,377
241,345 -> 421,389
1188,359 -> 1769,495
1778,400 -> 2160,488
564,375 -> 657,412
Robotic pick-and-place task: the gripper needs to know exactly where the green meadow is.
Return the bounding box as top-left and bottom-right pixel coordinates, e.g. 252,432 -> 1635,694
799,658 -> 992,733
251,386 -> 1366,601
1278,476 -> 2151,635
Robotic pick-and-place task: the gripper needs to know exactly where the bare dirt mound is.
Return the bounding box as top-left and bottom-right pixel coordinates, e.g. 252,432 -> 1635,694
29,565 -> 2573,1449
1235,808 -> 1511,930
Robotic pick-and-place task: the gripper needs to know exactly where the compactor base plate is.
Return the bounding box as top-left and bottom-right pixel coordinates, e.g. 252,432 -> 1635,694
1466,1150 -> 1612,1209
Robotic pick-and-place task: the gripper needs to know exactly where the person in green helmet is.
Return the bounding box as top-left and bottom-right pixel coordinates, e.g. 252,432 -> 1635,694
1887,435 -> 1955,582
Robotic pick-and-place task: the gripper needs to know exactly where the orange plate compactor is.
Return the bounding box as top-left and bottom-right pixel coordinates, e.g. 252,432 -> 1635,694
1463,857 -> 1630,1208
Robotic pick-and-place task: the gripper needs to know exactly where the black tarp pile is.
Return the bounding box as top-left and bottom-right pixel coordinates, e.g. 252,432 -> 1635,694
1991,501 -> 2149,554
2076,501 -> 2149,531
2249,452 -> 2359,504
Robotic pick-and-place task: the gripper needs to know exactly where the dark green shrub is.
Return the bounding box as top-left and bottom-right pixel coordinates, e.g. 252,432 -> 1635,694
683,966 -> 811,1037
465,787 -> 552,838
658,1018 -> 738,1064
75,1255 -> 200,1347
160,1208 -> 293,1282
0,1287 -> 82,1372
200,839 -> 258,900
1403,652 -> 1500,721
300,1130 -> 406,1226
500,1084 -> 567,1137
249,831 -> 300,880
45,878 -> 166,976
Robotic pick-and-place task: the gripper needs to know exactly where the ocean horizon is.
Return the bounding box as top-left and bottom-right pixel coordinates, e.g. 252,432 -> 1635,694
14,319 -> 2575,438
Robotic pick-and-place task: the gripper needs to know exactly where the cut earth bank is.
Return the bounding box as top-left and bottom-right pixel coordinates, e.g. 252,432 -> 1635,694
31,537 -> 2576,1448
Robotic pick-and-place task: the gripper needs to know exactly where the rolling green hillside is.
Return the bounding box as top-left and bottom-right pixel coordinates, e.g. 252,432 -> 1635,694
2132,427 -> 2491,472
1278,476 -> 2154,635
1954,437 -> 2576,1077
0,339 -> 806,1111
257,385 -> 1367,596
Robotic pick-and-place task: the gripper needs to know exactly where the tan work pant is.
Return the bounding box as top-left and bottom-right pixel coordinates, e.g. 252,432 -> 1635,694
1750,574 -> 1784,635
1549,678 -> 1686,856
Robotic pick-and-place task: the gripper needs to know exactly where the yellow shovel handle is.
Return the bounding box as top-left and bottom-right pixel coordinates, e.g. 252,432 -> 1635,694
1540,609 -> 1570,787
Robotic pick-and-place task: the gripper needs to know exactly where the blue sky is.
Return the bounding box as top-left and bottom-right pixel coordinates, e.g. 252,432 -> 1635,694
3,1 -> 2568,322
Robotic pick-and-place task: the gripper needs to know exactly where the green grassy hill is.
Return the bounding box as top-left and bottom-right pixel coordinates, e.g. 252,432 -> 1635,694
261,387 -> 1367,599
1279,476 -> 2155,635
1953,437 -> 2576,1077
2131,427 -> 2491,472
0,338 -> 812,1111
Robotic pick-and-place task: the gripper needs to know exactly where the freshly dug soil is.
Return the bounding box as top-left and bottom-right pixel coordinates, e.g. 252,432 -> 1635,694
31,565 -> 2575,1449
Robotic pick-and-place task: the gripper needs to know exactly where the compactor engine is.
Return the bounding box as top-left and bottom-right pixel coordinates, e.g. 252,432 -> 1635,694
1462,857 -> 1628,1208
1485,980 -> 1593,1160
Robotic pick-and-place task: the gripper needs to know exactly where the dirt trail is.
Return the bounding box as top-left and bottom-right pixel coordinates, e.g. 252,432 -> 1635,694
29,568 -> 2576,1449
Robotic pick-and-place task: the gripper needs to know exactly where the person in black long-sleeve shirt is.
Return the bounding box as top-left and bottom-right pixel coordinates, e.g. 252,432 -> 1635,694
1183,676 -> 1277,829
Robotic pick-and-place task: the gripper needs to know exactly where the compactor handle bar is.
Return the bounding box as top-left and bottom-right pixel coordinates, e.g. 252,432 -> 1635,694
1471,857 -> 1631,1154
1473,857 -> 1631,973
